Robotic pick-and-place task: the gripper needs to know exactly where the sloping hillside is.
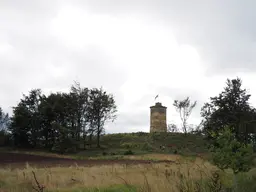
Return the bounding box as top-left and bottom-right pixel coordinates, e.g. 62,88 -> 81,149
100,132 -> 208,156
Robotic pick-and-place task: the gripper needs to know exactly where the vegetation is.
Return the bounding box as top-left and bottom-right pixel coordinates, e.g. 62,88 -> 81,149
5,82 -> 116,153
1,156 -> 256,192
201,77 -> 256,144
210,126 -> 254,174
173,97 -> 197,134
1,77 -> 256,191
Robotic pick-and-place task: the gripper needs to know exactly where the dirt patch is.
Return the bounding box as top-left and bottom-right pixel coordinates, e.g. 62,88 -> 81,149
0,152 -> 174,169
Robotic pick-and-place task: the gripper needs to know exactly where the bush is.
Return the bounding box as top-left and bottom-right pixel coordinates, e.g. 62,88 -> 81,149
141,142 -> 154,151
51,137 -> 77,154
123,150 -> 134,155
210,126 -> 254,174
173,149 -> 178,154
120,142 -> 139,149
175,169 -> 256,192
231,173 -> 256,192
65,146 -> 77,153
150,132 -> 162,140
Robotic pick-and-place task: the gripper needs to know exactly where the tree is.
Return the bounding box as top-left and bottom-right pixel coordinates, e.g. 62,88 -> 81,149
210,126 -> 254,174
69,81 -> 89,148
10,89 -> 43,148
87,87 -> 117,148
7,81 -> 117,151
173,97 -> 197,134
39,92 -> 69,149
201,77 -> 256,143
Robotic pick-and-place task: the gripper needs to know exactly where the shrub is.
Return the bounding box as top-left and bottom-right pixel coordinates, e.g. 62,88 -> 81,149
120,142 -> 139,149
150,132 -> 162,140
210,126 -> 254,174
173,149 -> 178,154
51,137 -> 77,154
137,132 -> 148,136
123,150 -> 134,155
141,142 -> 154,151
231,173 -> 256,192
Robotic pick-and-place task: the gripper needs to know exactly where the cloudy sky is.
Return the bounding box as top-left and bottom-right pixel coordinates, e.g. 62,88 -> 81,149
1,0 -> 256,133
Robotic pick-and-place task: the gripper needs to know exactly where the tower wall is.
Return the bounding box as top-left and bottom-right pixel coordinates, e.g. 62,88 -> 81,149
150,102 -> 167,133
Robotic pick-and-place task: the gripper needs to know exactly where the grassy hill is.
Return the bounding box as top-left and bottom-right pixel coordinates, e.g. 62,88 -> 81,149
75,132 -> 209,158
0,132 -> 209,160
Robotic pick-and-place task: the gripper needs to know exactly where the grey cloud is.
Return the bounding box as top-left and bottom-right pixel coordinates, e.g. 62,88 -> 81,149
3,0 -> 256,75
109,110 -> 149,133
1,42 -> 127,113
0,0 -> 58,16
67,0 -> 256,74
1,0 -> 256,132
156,86 -> 205,120
0,0 -> 127,114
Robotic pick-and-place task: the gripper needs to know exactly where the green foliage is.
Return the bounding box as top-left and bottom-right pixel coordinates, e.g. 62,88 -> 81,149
100,132 -> 207,155
123,150 -> 134,155
201,77 -> 256,143
174,167 -> 256,192
8,82 -> 117,152
10,89 -> 43,148
150,132 -> 164,141
141,142 -> 154,151
231,173 -> 256,192
87,87 -> 117,148
120,142 -> 139,149
59,185 -> 137,192
210,127 -> 254,174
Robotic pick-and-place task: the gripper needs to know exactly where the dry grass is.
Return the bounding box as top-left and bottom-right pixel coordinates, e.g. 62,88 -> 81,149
86,153 -> 183,161
86,153 -> 203,162
0,156 -> 218,192
126,153 -> 187,161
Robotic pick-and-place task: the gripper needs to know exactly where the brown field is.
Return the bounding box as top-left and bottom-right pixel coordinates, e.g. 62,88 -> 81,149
0,152 -> 174,169
0,152 -> 217,192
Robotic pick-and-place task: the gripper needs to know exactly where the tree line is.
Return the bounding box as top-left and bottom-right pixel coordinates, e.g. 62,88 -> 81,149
167,77 -> 256,173
1,77 -> 256,154
170,77 -> 256,146
0,82 -> 117,153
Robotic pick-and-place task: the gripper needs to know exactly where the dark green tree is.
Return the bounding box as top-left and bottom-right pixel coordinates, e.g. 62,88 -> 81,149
201,77 -> 256,143
39,92 -> 69,149
8,82 -> 117,152
10,89 -> 43,147
39,82 -> 90,152
69,81 -> 89,148
87,87 -> 117,148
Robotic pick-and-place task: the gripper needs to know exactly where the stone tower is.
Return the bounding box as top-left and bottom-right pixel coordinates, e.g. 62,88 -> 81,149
150,102 -> 167,133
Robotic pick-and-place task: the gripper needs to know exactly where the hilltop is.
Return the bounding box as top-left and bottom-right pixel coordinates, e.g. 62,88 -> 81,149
77,132 -> 209,158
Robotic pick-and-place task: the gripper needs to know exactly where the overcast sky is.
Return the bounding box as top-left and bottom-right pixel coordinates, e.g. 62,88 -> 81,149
1,0 -> 256,133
